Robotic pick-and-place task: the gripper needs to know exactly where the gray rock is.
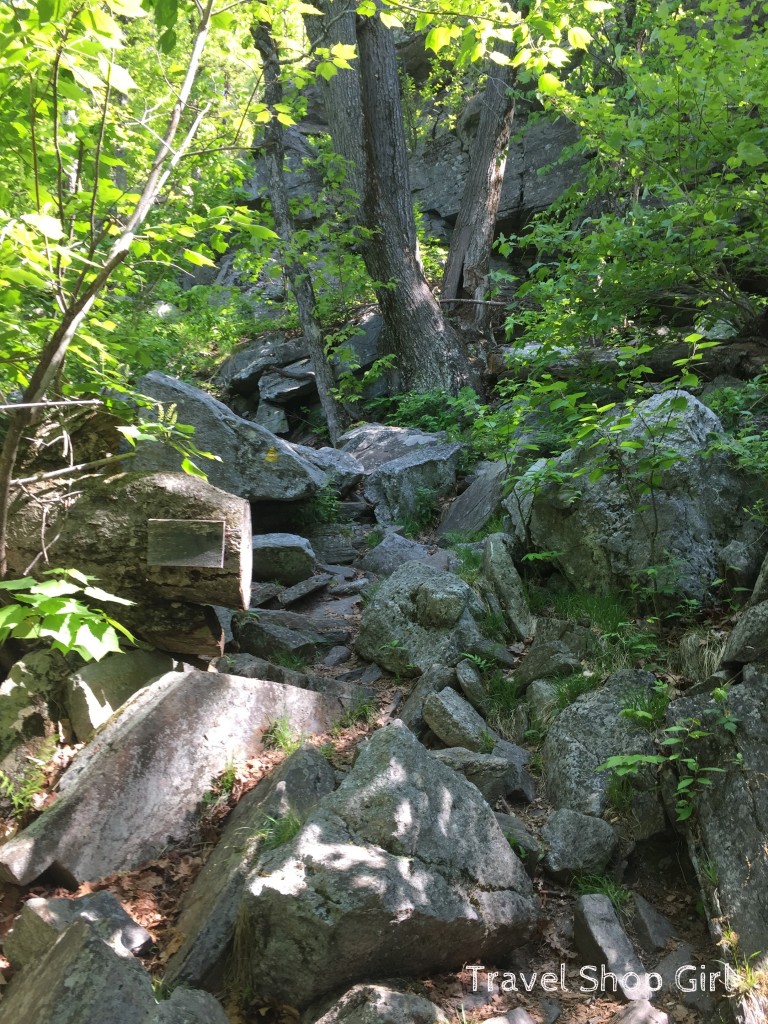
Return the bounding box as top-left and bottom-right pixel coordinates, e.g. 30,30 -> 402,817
719,538 -> 765,594
363,444 -> 463,526
423,688 -> 495,751
479,533 -> 535,640
573,894 -> 653,1001
631,895 -> 677,955
487,1012 -> 537,1024
431,747 -> 533,804
4,891 -> 151,969
131,372 -> 326,501
306,524 -> 366,564
514,640 -> 582,691
339,423 -> 448,472
233,614 -> 326,661
399,666 -> 458,734
291,446 -> 366,497
0,671 -> 342,886
323,646 -> 352,667
0,649 -> 71,761
259,358 -> 316,403
218,335 -> 310,393
279,574 -> 332,606
492,739 -> 537,802
165,746 -> 336,989
507,391 -> 765,600
234,722 -> 539,1008
535,618 -> 595,659
152,988 -> 231,1024
662,674 -> 768,966
64,649 -> 173,742
306,983 -> 450,1024
653,942 -> 716,1015
359,531 -> 454,577
542,669 -> 666,837
355,562 -> 486,674
254,401 -> 289,434
250,581 -> 284,606
542,808 -> 618,882
751,548 -> 768,605
608,1003 -> 668,1024
456,658 -> 490,715
252,533 -> 317,585
330,312 -> 386,380
527,680 -> 558,729
494,812 -> 543,875
722,600 -> 768,665
437,461 -> 509,539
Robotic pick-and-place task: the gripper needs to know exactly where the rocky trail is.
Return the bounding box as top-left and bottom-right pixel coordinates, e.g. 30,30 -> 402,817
1,366 -> 767,1024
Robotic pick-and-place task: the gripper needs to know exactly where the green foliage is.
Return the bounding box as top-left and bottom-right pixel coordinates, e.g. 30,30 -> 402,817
254,811 -> 303,850
336,695 -> 377,729
366,386 -> 483,442
0,569 -> 134,661
451,545 -> 484,587
554,671 -> 599,710
262,716 -> 303,755
302,484 -> 342,527
479,729 -> 496,754
621,681 -> 670,731
400,486 -> 441,538
270,650 -> 308,672
0,738 -> 56,820
572,874 -> 631,916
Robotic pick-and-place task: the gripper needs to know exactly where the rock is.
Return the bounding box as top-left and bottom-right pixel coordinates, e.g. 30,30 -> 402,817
653,942 -> 716,1015
252,533 -> 317,585
514,641 -> 582,691
631,895 -> 677,955
431,747 -> 533,803
527,680 -> 558,729
234,722 -> 539,1009
363,444 -> 463,526
131,371 -> 326,501
662,673 -> 768,967
0,920 -> 230,1024
165,746 -> 336,989
722,600 -> 768,665
542,670 -> 666,837
339,423 -> 448,471
456,658 -> 490,715
250,581 -> 284,606
218,335 -> 310,394
507,391 -> 765,600
534,618 -> 595,659
359,531 -> 454,577
487,1012 -> 537,1024
609,1003 -> 668,1024
323,646 -> 352,667
233,614 -> 327,662
4,891 -> 151,969
542,808 -> 618,882
64,649 -> 173,742
750,548 -> 768,606
494,812 -> 543,876
355,562 -> 486,674
291,445 -> 366,497
305,524 -> 366,564
479,533 -> 535,640
492,739 -> 537,801
0,649 -> 70,761
423,689 -> 495,751
436,461 -> 508,539
254,402 -> 289,434
306,983 -> 450,1024
573,894 -> 654,1001
330,311 -> 386,381
399,666 -> 458,734
259,358 -> 316,403
0,671 -> 342,886
278,574 -> 332,606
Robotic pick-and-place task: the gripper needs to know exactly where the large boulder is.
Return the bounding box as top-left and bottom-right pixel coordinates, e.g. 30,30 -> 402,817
0,921 -> 228,1024
234,722 -> 539,1009
165,745 -> 336,989
436,460 -> 508,540
0,671 -> 342,886
252,533 -> 317,585
355,562 -> 486,674
363,444 -> 463,526
542,670 -> 665,838
131,372 -> 326,501
506,391 -> 764,600
339,423 -> 448,472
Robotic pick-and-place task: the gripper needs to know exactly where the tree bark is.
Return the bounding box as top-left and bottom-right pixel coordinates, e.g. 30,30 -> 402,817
304,1 -> 474,394
442,52 -> 516,334
252,23 -> 348,445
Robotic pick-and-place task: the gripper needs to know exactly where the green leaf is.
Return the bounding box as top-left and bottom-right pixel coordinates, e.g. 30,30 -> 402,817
568,26 -> 592,49
105,62 -> 139,94
21,213 -> 64,239
182,249 -> 215,267
583,0 -> 613,10
736,141 -> 766,167
379,11 -> 402,28
425,25 -> 454,54
538,72 -> 561,94
180,457 -> 208,479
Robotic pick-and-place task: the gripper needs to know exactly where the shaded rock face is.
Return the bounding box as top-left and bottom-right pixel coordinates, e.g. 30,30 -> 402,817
542,670 -> 665,837
235,722 -> 539,1009
252,533 -> 317,585
667,672 -> 768,966
0,671 -> 342,886
339,423 -> 448,471
363,443 -> 463,526
508,391 -> 765,600
355,561 -> 486,674
131,372 -> 326,501
573,895 -> 654,1001
306,983 -> 450,1024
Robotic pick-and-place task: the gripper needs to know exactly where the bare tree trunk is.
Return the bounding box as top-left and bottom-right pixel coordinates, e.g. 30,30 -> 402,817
252,23 -> 348,445
442,51 -> 516,334
305,1 -> 474,394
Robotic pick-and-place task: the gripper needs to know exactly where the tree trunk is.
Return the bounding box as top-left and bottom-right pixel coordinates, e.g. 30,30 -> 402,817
6,471 -> 252,656
252,23 -> 348,445
442,52 -> 516,334
304,1 -> 474,394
